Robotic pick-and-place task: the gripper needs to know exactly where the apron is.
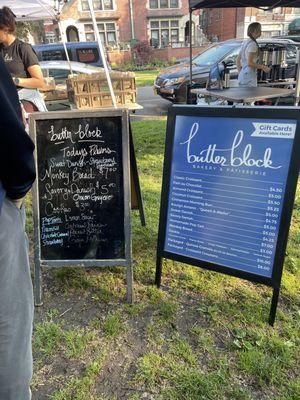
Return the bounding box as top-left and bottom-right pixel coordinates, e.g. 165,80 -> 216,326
238,40 -> 259,88
18,88 -> 48,112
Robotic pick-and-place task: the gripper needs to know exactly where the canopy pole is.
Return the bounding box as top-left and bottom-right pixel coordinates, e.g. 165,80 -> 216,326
189,8 -> 193,86
57,20 -> 73,74
87,0 -> 117,108
129,0 -> 135,40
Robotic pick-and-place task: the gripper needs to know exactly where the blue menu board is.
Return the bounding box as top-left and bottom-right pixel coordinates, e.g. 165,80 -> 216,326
164,115 -> 297,278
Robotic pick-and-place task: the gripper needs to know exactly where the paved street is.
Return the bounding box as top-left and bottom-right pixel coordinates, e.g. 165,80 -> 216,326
46,85 -> 171,117
132,85 -> 170,120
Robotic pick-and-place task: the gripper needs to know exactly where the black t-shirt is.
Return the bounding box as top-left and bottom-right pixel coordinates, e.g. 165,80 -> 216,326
0,38 -> 39,79
0,56 -> 36,200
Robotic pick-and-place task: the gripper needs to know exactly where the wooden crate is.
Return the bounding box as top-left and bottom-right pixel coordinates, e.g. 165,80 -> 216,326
67,71 -> 137,109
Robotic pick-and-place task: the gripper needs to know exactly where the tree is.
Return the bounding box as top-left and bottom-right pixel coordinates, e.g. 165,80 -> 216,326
16,21 -> 45,44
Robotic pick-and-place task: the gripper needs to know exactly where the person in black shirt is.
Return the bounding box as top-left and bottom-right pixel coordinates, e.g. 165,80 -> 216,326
0,55 -> 36,400
0,6 -> 47,111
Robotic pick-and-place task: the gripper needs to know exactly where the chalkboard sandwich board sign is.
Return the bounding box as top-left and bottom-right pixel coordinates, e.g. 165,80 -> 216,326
156,105 -> 300,325
30,109 -> 133,304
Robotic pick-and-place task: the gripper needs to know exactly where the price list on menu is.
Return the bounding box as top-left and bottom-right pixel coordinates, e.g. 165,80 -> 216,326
35,116 -> 125,261
164,115 -> 296,278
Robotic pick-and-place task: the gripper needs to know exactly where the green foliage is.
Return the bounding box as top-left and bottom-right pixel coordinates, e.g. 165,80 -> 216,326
189,325 -> 214,351
34,320 -> 63,356
51,352 -> 106,400
163,368 -> 225,400
276,378 -> 300,400
134,352 -> 163,388
237,348 -> 286,386
64,329 -> 96,358
146,286 -> 177,322
16,21 -> 45,42
226,387 -> 253,400
116,59 -> 175,72
135,70 -> 159,87
102,311 -> 124,338
168,335 -> 197,366
54,267 -> 91,290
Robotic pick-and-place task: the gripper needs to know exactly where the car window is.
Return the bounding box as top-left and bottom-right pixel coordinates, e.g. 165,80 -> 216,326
48,69 -> 74,85
76,48 -> 100,64
193,44 -> 240,66
41,49 -> 72,61
41,69 -> 49,78
286,45 -> 297,60
222,47 -> 240,64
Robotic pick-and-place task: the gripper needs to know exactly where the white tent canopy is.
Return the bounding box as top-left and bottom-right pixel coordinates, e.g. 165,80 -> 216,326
0,0 -> 58,20
0,0 -> 117,107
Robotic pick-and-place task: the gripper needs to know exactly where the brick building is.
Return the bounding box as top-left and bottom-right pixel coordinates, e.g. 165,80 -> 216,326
59,0 -> 203,48
43,20 -> 60,43
201,7 -> 300,42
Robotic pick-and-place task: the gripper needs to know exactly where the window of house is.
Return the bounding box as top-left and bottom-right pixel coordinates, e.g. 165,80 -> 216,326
150,19 -> 179,48
84,24 -> 95,41
149,0 -> 179,9
261,30 -> 281,38
200,10 -> 206,28
208,10 -> 213,26
170,0 -> 178,7
149,0 -> 158,8
81,0 -> 113,11
215,10 -> 222,21
84,22 -> 117,45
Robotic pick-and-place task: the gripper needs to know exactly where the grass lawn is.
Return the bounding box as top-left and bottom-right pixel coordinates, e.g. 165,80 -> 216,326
135,70 -> 160,87
27,120 -> 300,399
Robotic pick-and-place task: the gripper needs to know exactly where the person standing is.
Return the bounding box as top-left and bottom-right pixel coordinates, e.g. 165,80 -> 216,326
237,22 -> 270,87
0,6 -> 47,111
0,55 -> 36,400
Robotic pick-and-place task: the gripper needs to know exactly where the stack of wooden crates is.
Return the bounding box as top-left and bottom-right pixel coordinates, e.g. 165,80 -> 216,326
67,71 -> 137,109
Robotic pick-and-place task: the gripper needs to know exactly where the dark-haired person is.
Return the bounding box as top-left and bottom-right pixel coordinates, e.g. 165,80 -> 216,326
237,22 -> 270,87
0,6 -> 47,111
0,56 -> 36,399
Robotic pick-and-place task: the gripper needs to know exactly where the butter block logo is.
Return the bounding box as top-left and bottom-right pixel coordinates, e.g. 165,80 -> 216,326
252,122 -> 296,139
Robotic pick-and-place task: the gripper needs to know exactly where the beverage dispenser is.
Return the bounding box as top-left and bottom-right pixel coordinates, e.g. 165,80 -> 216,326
258,44 -> 289,83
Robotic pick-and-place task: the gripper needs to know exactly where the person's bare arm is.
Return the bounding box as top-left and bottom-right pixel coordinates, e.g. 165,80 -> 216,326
10,198 -> 24,209
247,52 -> 270,73
13,64 -> 45,89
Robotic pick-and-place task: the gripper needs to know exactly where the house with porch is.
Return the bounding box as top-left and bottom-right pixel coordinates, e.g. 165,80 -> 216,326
52,0 -> 204,63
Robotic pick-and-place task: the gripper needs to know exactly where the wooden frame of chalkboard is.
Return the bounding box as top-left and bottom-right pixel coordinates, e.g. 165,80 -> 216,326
30,109 -> 133,304
156,105 -> 300,325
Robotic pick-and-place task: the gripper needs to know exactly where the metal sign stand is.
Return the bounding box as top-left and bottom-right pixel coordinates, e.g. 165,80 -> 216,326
129,122 -> 146,226
294,49 -> 300,106
269,287 -> 280,326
